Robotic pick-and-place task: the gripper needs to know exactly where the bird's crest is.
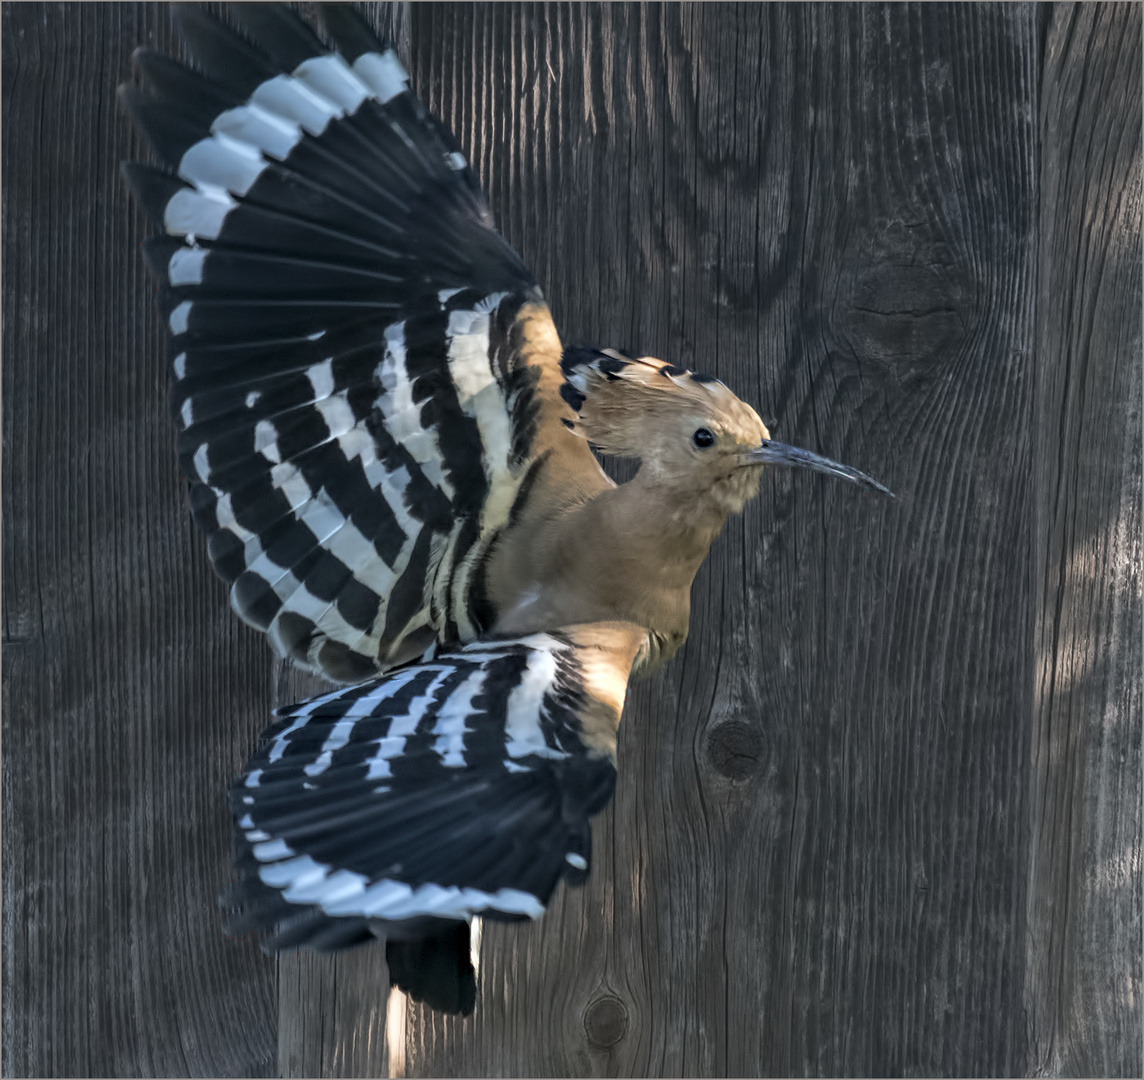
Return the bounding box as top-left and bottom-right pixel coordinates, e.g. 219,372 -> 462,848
559,346 -> 767,459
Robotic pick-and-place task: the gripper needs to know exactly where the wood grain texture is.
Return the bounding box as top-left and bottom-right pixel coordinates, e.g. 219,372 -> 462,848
1,5 -> 278,1076
402,3 -> 1139,1076
1028,5 -> 1142,1077
3,3 -> 1138,1077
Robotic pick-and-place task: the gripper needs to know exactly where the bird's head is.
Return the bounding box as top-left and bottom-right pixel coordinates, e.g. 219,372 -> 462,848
560,348 -> 891,516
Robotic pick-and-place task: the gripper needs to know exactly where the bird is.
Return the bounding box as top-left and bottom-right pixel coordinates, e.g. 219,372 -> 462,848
120,2 -> 891,1015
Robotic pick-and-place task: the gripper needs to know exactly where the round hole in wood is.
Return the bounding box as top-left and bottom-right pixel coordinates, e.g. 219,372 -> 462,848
707,719 -> 763,780
583,994 -> 629,1048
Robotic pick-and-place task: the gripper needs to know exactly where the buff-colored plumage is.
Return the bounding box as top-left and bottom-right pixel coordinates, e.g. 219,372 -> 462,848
486,321 -> 808,674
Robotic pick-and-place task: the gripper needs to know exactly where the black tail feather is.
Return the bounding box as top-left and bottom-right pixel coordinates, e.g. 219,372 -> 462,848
386,923 -> 476,1016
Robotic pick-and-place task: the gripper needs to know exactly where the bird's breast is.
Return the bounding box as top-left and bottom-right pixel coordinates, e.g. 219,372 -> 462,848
485,524 -> 695,667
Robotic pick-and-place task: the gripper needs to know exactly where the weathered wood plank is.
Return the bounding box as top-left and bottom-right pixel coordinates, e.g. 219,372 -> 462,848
404,3 -> 1058,1075
1027,5 -> 1142,1077
4,3 -> 1138,1077
1,4 -> 278,1075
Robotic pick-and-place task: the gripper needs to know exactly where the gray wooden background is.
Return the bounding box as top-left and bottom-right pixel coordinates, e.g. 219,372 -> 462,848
3,3 -> 1140,1077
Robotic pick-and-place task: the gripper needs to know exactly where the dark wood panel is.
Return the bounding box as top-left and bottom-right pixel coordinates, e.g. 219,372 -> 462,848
1028,5 -> 1142,1077
1,4 -> 278,1076
401,3 -> 1117,1076
3,3 -> 1138,1077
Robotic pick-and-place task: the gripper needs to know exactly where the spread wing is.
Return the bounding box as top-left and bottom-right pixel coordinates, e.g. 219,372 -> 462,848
121,3 -> 602,681
220,620 -> 645,1011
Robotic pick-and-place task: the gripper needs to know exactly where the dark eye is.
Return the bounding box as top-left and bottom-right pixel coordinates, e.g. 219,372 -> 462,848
692,427 -> 715,449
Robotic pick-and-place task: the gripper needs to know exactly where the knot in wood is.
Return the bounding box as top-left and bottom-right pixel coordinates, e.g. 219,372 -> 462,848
583,994 -> 629,1048
707,719 -> 763,780
840,218 -> 971,372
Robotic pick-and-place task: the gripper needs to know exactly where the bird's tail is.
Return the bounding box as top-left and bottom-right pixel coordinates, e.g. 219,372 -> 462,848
386,923 -> 476,1015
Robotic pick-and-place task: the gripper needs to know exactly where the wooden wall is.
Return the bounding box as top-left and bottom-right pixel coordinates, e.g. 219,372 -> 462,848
3,3 -> 1139,1076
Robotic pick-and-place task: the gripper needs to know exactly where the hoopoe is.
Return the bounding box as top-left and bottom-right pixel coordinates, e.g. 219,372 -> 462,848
121,3 -> 891,1015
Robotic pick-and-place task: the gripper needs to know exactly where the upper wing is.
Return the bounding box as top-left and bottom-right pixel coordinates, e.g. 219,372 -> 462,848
220,620 -> 646,1010
121,4 -> 604,681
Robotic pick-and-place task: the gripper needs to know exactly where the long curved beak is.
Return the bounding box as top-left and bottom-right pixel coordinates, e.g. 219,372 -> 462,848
743,440 -> 893,497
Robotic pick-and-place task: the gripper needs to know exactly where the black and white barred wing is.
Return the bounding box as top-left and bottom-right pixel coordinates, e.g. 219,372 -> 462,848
121,4 -> 591,681
223,623 -> 645,968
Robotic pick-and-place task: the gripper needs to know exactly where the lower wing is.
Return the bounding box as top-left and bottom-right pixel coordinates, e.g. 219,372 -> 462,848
220,621 -> 646,1013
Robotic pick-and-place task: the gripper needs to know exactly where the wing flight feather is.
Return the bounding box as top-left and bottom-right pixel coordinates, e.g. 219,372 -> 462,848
121,3 -> 602,680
